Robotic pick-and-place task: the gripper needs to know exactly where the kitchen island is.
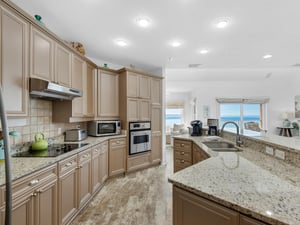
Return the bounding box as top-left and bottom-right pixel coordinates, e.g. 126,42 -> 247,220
169,135 -> 300,225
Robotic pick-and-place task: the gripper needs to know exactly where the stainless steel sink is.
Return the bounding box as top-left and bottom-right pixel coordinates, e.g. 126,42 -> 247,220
202,141 -> 242,152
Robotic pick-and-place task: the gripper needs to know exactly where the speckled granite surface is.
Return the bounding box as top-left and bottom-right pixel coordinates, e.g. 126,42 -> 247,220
169,135 -> 300,225
0,135 -> 126,185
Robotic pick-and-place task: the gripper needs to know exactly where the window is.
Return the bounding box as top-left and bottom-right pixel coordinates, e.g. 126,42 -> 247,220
217,98 -> 268,134
165,108 -> 184,131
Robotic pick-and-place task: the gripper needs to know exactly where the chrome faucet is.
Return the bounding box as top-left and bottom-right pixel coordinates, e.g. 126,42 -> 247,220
220,121 -> 242,147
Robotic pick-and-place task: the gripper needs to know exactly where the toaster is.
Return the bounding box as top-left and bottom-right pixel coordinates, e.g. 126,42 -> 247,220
65,129 -> 87,142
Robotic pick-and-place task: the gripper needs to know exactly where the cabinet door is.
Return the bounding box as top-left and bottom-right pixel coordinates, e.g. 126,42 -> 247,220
85,63 -> 95,117
99,141 -> 108,183
151,133 -> 162,164
0,6 -> 28,116
30,27 -> 54,81
98,71 -> 119,117
151,78 -> 162,105
109,139 -> 126,177
71,54 -> 85,117
139,75 -> 150,99
127,98 -> 139,121
139,99 -> 151,121
34,179 -> 57,225
173,187 -> 239,225
91,144 -> 101,193
193,144 -> 209,164
127,72 -> 139,97
77,150 -> 92,209
151,105 -> 162,133
240,215 -> 268,225
55,43 -> 71,87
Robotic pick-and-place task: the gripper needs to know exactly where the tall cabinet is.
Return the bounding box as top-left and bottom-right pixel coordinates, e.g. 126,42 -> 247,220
0,5 -> 28,116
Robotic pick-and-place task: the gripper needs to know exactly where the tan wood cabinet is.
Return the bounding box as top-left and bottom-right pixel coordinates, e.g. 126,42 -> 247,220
85,63 -> 96,117
173,139 -> 193,172
151,105 -> 162,164
240,215 -> 268,225
192,143 -> 209,164
55,43 -> 72,87
97,70 -> 119,119
30,26 -> 54,81
58,155 -> 78,225
77,149 -> 92,209
127,98 -> 150,121
91,141 -> 108,193
127,152 -> 151,172
127,72 -> 150,99
151,78 -> 162,106
0,6 -> 28,116
173,186 -> 239,225
109,138 -> 126,177
0,164 -> 57,225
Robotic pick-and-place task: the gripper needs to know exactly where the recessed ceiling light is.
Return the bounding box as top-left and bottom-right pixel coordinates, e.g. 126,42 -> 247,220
215,17 -> 231,28
188,64 -> 202,68
199,49 -> 209,54
170,41 -> 181,47
137,18 -> 150,27
115,39 -> 128,47
263,54 -> 272,59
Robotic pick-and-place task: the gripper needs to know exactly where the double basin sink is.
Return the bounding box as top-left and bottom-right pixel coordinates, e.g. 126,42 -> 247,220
202,141 -> 242,152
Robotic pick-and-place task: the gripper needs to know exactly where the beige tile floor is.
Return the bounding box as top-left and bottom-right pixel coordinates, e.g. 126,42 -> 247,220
70,145 -> 173,225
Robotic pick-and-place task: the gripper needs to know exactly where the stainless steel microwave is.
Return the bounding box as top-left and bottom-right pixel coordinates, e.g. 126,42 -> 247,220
87,120 -> 121,137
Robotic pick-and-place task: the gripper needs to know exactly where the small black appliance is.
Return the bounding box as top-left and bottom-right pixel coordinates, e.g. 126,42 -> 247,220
190,120 -> 202,136
207,119 -> 219,136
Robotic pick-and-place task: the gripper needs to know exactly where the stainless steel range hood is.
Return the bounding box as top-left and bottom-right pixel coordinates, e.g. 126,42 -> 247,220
29,78 -> 82,101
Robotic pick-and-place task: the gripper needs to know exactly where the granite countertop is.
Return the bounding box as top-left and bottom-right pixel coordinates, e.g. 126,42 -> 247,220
0,134 -> 126,186
168,134 -> 300,225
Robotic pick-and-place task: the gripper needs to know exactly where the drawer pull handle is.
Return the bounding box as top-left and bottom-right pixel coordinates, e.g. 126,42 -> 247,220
31,192 -> 38,197
29,179 -> 39,186
65,162 -> 73,167
77,165 -> 83,169
95,149 -> 99,153
181,151 -> 185,155
82,154 -> 89,158
116,141 -> 120,144
181,160 -> 185,163
181,144 -> 184,147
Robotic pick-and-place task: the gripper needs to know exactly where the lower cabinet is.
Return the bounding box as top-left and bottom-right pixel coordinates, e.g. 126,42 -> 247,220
192,143 -> 209,164
0,164 -> 57,225
173,186 -> 269,225
127,152 -> 151,172
173,139 -> 193,172
109,138 -> 126,177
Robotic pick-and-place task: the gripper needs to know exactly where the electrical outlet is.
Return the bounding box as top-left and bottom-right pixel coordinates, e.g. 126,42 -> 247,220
265,146 -> 274,155
275,149 -> 285,160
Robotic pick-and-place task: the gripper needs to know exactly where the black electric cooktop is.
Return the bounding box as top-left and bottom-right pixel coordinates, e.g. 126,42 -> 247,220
12,143 -> 89,157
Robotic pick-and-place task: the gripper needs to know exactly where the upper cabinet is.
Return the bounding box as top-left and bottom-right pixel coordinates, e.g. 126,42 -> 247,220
151,78 -> 162,106
0,6 -> 28,116
30,26 -> 54,81
85,63 -> 96,117
127,72 -> 150,99
55,43 -> 72,87
97,69 -> 119,119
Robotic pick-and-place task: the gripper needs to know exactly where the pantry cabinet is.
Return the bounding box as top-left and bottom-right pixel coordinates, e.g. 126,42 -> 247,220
55,43 -> 72,87
0,164 -> 57,225
97,69 -> 119,119
109,138 -> 126,177
0,6 -> 28,116
151,105 -> 162,164
30,26 -> 54,81
127,98 -> 150,121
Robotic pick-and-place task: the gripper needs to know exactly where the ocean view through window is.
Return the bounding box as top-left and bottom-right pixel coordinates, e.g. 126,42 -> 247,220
166,108 -> 184,130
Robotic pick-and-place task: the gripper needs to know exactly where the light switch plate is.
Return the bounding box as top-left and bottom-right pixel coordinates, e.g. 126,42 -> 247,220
275,149 -> 285,160
265,146 -> 274,155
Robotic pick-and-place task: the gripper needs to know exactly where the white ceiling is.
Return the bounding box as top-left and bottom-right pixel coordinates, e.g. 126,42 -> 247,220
10,0 -> 300,74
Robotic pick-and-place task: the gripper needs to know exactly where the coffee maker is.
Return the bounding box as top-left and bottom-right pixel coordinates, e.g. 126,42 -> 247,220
207,119 -> 219,136
190,120 -> 202,136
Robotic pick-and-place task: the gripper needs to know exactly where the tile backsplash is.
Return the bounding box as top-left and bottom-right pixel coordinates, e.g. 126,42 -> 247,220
8,99 -> 86,146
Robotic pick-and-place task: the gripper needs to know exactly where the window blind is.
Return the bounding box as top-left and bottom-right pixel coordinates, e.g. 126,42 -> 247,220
216,97 -> 269,104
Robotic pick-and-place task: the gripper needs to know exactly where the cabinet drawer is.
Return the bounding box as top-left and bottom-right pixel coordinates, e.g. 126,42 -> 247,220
58,155 -> 77,176
174,158 -> 192,169
0,164 -> 57,207
127,153 -> 151,172
174,150 -> 192,161
78,149 -> 91,163
109,138 -> 126,148
174,140 -> 192,152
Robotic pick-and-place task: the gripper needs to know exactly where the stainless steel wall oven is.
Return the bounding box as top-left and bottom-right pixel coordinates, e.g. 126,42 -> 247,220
129,121 -> 151,155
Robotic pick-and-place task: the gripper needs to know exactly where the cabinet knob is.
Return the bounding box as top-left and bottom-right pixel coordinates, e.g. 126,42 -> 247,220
28,179 -> 39,186
116,141 -> 120,144
181,143 -> 184,147
82,154 -> 89,159
180,151 -> 185,155
77,165 -> 83,169
65,162 -> 73,167
181,159 -> 185,163
31,192 -> 38,197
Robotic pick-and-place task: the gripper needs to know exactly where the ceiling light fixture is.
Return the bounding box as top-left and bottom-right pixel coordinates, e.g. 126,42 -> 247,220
137,18 -> 150,27
115,39 -> 128,47
215,17 -> 230,28
263,54 -> 272,59
199,49 -> 209,54
170,41 -> 181,47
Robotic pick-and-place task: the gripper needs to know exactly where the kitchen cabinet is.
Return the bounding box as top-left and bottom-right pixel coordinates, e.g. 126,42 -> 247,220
97,69 -> 119,119
240,215 -> 268,225
92,141 -> 108,193
173,186 -> 239,225
85,63 -> 96,117
0,164 -> 57,225
58,155 -> 78,225
127,72 -> 150,99
173,139 -> 193,172
55,43 -> 72,87
151,105 -> 162,164
109,138 -> 126,177
192,143 -> 209,164
0,6 -> 28,116
127,98 -> 150,121
127,152 -> 151,172
30,26 -> 54,81
151,78 -> 162,106
77,148 -> 92,209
